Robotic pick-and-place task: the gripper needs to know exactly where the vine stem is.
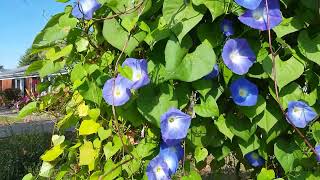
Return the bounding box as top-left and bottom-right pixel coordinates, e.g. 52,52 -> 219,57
265,0 -> 317,156
99,1 -> 147,179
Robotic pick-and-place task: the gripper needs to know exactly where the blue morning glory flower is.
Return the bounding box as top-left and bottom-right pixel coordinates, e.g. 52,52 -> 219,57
72,0 -> 101,20
204,64 -> 219,79
230,78 -> 258,106
286,101 -> 317,128
221,19 -> 234,37
160,108 -> 192,145
122,58 -> 150,90
222,38 -> 256,75
315,145 -> 320,162
245,151 -> 265,167
146,155 -> 170,180
102,75 -> 132,106
159,143 -> 184,175
238,0 -> 282,30
235,0 -> 262,10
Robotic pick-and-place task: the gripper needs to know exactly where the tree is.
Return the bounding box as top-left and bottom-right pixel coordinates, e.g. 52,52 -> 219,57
18,48 -> 42,67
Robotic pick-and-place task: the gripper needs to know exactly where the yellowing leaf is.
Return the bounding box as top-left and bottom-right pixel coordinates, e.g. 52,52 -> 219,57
79,141 -> 96,165
78,103 -> 89,117
79,120 -> 100,135
41,145 -> 64,161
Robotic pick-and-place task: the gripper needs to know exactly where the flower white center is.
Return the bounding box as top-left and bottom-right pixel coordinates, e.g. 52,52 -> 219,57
154,166 -> 166,178
223,25 -> 230,32
229,50 -> 245,64
252,8 -> 266,22
132,68 -> 142,82
251,152 -> 260,160
168,116 -> 180,130
113,86 -> 122,98
239,88 -> 248,97
80,0 -> 95,13
292,107 -> 303,118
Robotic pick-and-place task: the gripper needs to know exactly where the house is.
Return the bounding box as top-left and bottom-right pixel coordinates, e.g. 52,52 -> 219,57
0,66 -> 40,96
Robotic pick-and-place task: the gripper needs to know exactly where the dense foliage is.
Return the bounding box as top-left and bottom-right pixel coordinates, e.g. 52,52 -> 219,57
20,0 -> 320,179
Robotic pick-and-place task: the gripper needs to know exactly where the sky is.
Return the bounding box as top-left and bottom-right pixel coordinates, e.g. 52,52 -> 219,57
0,0 -> 67,69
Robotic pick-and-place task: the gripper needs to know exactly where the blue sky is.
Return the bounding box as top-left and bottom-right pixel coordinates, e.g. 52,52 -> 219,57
0,0 -> 67,69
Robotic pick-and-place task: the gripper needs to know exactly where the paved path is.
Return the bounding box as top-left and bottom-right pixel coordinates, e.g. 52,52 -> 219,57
0,107 -> 17,117
0,120 -> 55,138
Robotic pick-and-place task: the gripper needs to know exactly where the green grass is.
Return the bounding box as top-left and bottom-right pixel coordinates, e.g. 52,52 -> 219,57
0,133 -> 52,179
0,115 -> 23,125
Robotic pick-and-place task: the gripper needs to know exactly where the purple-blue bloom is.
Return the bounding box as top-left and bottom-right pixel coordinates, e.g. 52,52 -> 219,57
102,75 -> 132,106
286,101 -> 317,128
72,0 -> 101,20
245,151 -> 265,167
160,108 -> 191,145
159,143 -> 184,175
315,145 -> 320,162
222,38 -> 256,75
160,143 -> 184,161
238,0 -> 282,30
122,58 -> 150,90
221,19 -> 234,37
146,155 -> 171,180
230,78 -> 258,106
204,64 -> 219,79
235,0 -> 262,10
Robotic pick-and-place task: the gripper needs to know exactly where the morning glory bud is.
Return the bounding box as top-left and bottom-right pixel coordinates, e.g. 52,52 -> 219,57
235,0 -> 262,10
122,58 -> 150,90
245,151 -> 265,167
72,0 -> 101,20
286,101 -> 317,128
222,38 -> 256,75
230,78 -> 258,106
204,64 -> 219,80
102,75 -> 132,106
238,0 -> 282,30
220,19 -> 234,37
146,155 -> 170,180
160,108 -> 192,145
315,145 -> 320,162
159,143 -> 184,175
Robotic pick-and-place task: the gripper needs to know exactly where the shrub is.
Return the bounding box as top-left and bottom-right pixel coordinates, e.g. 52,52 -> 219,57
3,88 -> 21,101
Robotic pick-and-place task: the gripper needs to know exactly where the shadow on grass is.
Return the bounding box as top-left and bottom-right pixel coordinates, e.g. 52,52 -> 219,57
0,133 -> 51,179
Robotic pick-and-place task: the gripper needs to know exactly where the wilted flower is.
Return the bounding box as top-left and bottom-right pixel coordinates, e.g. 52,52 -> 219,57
72,0 -> 101,20
159,143 -> 184,175
238,0 -> 282,30
204,64 -> 219,79
315,145 -> 320,162
160,108 -> 191,145
122,58 -> 150,90
235,0 -> 262,10
221,19 -> 234,37
286,101 -> 317,128
245,151 -> 265,167
146,155 -> 170,180
222,38 -> 256,75
102,75 -> 132,106
230,78 -> 258,106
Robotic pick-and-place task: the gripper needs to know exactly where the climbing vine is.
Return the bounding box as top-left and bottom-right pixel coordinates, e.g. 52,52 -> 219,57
20,0 -> 320,179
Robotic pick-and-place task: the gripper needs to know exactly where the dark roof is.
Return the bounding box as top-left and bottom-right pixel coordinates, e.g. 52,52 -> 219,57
0,65 -> 68,80
0,66 -> 38,80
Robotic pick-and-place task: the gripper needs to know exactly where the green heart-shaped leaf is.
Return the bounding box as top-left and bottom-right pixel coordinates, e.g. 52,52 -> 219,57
262,55 -> 304,89
194,146 -> 208,163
